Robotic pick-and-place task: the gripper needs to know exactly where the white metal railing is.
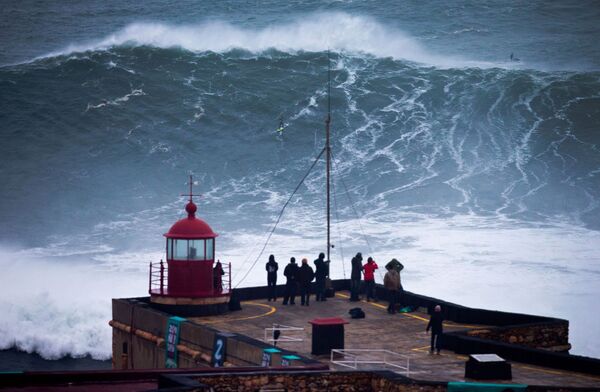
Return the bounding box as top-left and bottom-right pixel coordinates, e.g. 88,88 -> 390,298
263,324 -> 304,344
330,349 -> 410,375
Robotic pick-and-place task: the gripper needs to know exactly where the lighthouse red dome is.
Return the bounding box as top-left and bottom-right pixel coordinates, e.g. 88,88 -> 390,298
164,201 -> 218,239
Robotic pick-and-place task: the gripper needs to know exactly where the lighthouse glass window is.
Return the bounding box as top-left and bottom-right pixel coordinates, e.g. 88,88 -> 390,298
167,239 -> 173,259
206,238 -> 214,260
170,239 -> 213,260
174,239 -> 188,260
188,240 -> 205,260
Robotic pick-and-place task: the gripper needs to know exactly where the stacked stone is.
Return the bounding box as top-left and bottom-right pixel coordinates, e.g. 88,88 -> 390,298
193,372 -> 446,392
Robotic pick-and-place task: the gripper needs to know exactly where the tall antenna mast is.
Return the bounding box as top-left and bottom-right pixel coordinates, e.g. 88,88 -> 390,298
326,50 -> 332,264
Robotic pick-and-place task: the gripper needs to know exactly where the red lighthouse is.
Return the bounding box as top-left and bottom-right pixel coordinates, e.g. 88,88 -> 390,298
149,176 -> 230,316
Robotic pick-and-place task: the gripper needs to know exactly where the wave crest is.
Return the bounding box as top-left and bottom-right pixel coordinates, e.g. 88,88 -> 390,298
43,13 -> 490,68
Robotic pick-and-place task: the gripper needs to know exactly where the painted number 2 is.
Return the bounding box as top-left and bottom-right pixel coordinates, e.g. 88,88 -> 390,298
214,338 -> 224,367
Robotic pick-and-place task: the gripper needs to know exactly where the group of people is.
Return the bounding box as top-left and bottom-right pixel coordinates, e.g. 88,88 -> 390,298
266,253 -> 329,306
351,252 -> 444,355
266,252 -> 444,355
350,253 -> 402,315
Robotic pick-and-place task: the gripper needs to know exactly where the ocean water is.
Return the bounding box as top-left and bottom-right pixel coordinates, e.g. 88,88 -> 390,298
1,0 -> 600,369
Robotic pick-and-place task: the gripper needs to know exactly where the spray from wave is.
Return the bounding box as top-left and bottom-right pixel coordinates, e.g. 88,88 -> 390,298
0,246 -> 149,360
41,13 -> 496,68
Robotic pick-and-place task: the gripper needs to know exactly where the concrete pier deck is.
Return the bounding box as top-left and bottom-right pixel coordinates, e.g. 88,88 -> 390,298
191,290 -> 600,388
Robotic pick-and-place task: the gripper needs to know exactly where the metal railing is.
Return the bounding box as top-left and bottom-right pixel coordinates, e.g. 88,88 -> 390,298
215,261 -> 232,295
263,324 -> 304,345
330,349 -> 410,375
148,260 -> 231,296
149,260 -> 168,295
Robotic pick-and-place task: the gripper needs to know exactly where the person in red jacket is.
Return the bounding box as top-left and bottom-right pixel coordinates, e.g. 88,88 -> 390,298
362,257 -> 378,301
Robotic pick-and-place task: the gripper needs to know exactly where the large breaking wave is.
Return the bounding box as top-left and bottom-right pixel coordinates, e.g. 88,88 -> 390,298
38,13 -> 500,69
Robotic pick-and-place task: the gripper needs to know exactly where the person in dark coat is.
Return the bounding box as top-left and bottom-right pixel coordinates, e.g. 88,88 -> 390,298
282,257 -> 299,305
426,304 -> 444,354
266,254 -> 278,301
213,260 -> 225,293
297,258 -> 315,306
350,252 -> 363,301
313,252 -> 328,301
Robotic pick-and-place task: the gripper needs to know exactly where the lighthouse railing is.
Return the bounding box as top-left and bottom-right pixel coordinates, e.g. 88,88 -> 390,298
149,260 -> 230,297
149,260 -> 168,295
224,262 -> 231,294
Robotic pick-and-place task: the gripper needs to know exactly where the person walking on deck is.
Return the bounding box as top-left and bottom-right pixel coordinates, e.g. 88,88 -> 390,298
266,254 -> 278,302
350,252 -> 363,301
426,305 -> 444,354
383,264 -> 400,314
363,257 -> 378,301
298,258 -> 315,306
314,252 -> 328,301
282,257 -> 299,305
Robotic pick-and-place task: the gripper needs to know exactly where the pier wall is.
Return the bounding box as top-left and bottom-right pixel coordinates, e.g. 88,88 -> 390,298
369,282 -> 571,351
465,322 -> 570,351
110,298 -> 319,370
181,370 -> 594,392
187,371 -> 447,392
4,369 -> 595,391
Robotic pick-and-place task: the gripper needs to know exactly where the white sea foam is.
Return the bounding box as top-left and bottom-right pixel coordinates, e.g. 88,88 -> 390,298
0,246 -> 146,360
41,13 -> 496,69
85,88 -> 145,111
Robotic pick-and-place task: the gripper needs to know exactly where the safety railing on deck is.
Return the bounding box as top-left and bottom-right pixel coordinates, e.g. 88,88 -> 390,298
330,349 -> 410,375
263,324 -> 305,345
148,260 -> 231,296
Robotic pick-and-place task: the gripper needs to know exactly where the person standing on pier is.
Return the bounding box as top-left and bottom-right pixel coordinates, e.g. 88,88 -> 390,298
266,255 -> 279,302
282,257 -> 299,305
383,264 -> 400,314
426,304 -> 444,354
363,257 -> 378,301
314,252 -> 328,301
298,258 -> 315,306
350,252 -> 363,301
213,260 -> 225,294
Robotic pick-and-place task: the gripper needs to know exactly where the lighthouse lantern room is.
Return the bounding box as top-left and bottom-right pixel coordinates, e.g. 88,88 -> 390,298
149,176 -> 230,316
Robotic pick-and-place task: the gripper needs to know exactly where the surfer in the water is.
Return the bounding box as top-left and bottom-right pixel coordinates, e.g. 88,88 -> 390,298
510,52 -> 520,62
276,117 -> 285,134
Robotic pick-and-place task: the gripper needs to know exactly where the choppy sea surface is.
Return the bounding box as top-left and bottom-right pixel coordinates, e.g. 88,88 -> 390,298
1,1 -> 599,369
